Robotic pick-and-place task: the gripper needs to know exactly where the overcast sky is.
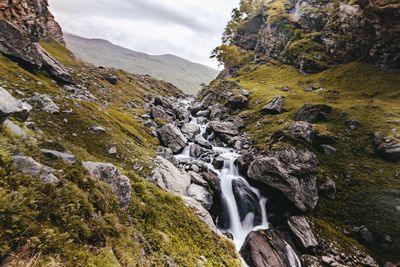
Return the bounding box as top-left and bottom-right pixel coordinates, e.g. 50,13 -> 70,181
49,0 -> 239,69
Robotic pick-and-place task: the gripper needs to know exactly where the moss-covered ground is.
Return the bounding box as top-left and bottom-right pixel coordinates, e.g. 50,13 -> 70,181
213,60 -> 400,263
0,41 -> 240,266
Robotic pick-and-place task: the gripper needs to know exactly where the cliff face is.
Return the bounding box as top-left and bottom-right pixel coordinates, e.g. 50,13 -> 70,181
0,0 -> 64,43
219,0 -> 400,73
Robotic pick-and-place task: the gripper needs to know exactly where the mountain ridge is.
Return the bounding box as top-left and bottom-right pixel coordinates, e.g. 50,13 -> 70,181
64,33 -> 219,94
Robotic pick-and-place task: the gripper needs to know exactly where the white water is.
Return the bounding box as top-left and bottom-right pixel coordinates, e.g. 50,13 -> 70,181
176,99 -> 301,266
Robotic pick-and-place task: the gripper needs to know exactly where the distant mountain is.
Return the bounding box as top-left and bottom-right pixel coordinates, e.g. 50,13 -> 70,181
64,33 -> 219,94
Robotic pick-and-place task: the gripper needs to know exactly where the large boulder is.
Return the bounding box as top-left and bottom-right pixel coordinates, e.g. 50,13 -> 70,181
240,229 -> 296,267
235,153 -> 255,177
262,96 -> 285,115
12,156 -> 59,184
295,104 -> 332,123
226,93 -> 249,110
0,87 -> 32,122
287,121 -> 315,143
232,179 -> 263,225
181,123 -> 201,141
150,156 -> 191,195
151,105 -> 173,123
31,93 -> 60,114
40,149 -> 76,166
195,134 -> 213,149
288,216 -> 318,249
159,124 -> 188,153
82,162 -> 131,208
188,184 -> 213,210
208,121 -> 239,136
210,104 -> 226,120
247,147 -> 319,212
373,133 -> 400,161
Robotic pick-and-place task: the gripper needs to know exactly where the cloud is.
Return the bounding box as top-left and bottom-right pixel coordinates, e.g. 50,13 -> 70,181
49,0 -> 239,68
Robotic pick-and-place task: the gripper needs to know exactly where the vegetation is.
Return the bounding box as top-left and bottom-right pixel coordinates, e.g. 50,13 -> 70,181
213,60 -> 400,263
0,41 -> 240,266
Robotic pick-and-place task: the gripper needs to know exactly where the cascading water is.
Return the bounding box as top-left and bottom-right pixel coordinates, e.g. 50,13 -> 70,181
177,99 -> 301,266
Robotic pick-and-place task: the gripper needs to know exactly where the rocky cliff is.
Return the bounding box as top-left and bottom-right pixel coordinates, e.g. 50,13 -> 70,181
0,0 -> 64,43
214,0 -> 400,74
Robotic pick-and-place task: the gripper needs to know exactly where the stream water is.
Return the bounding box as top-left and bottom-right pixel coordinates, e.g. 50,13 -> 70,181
176,99 -> 301,266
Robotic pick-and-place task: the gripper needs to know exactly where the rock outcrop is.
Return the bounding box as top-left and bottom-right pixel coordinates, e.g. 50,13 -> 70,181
12,156 -> 59,184
248,147 -> 319,212
0,87 -> 32,122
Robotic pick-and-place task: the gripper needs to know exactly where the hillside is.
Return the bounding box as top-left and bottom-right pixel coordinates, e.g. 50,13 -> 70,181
0,1 -> 240,266
64,33 -> 219,95
198,0 -> 400,266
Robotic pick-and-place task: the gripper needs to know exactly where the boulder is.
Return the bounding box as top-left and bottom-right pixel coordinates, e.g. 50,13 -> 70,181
156,146 -> 179,166
181,123 -> 201,141
235,153 -> 255,177
40,149 -> 76,166
175,106 -> 191,122
372,133 -> 400,161
12,156 -> 59,184
82,162 -> 131,208
301,255 -> 321,267
319,178 -> 336,200
31,93 -> 60,114
240,229 -> 295,267
182,196 -> 219,234
247,147 -> 319,212
34,43 -> 73,84
287,121 -> 315,143
262,96 -> 285,115
103,73 -> 118,85
201,169 -> 221,196
190,144 -> 207,158
3,119 -> 27,138
212,156 -> 225,170
188,184 -> 213,210
295,104 -> 332,123
153,96 -> 173,109
210,104 -> 226,120
288,216 -> 318,249
227,94 -> 249,110
208,121 -> 239,136
151,105 -> 173,123
320,145 -> 337,156
189,171 -> 209,188
0,87 -> 32,122
159,124 -> 188,153
195,134 -> 213,149
196,109 -> 210,118
150,156 -> 191,195
232,179 -> 263,225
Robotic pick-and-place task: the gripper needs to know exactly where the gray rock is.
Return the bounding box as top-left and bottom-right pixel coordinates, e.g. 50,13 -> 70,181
210,104 -> 226,120
319,178 -> 336,200
182,196 -> 220,234
159,124 -> 188,153
262,96 -> 285,115
288,216 -> 318,249
31,93 -> 60,114
103,74 -> 118,85
231,116 -> 245,129
248,147 -> 319,212
372,133 -> 400,161
34,43 -> 73,84
188,184 -> 213,210
0,87 -> 32,122
175,106 -> 191,122
195,134 -> 213,149
232,179 -> 263,225
90,126 -> 107,133
108,145 -> 118,155
151,105 -> 173,123
150,156 -> 191,195
181,123 -> 201,141
287,121 -> 315,143
83,161 -> 131,208
156,146 -> 179,166
196,109 -> 210,118
196,117 -> 208,125
208,121 -> 239,136
189,171 -> 209,188
235,153 -> 255,178
301,255 -> 321,267
227,94 -> 249,110
321,145 -> 337,156
295,104 -> 332,123
201,169 -> 221,196
3,119 -> 27,138
212,156 -> 225,169
41,149 -> 76,166
12,156 -> 59,184
240,229 -> 294,267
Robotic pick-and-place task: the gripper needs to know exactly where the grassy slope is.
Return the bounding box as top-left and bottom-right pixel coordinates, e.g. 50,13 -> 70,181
218,61 -> 400,262
0,41 -> 240,266
64,33 -> 219,95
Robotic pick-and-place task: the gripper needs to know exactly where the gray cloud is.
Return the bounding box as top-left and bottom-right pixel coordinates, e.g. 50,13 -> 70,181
49,0 -> 238,68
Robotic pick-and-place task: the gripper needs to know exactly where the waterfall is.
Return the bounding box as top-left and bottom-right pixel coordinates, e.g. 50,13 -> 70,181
176,98 -> 301,266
